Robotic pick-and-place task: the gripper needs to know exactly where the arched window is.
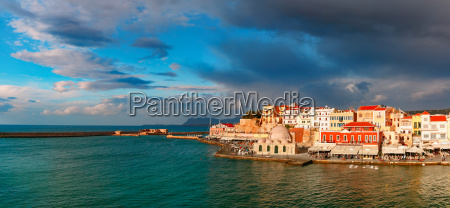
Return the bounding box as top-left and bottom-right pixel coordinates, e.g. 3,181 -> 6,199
259,145 -> 262,151
283,146 -> 286,152
275,145 -> 279,153
267,146 -> 270,152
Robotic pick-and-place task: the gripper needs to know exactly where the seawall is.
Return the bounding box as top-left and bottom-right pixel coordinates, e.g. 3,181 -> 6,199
0,131 -> 209,138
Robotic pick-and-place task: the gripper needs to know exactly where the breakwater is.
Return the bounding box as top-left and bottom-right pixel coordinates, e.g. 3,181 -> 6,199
0,131 -> 209,138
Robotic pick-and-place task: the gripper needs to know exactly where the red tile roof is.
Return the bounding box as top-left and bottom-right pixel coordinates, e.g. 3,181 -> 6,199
222,123 -> 234,127
358,105 -> 380,110
402,116 -> 412,120
430,116 -> 447,122
422,111 -> 430,115
343,122 -> 377,127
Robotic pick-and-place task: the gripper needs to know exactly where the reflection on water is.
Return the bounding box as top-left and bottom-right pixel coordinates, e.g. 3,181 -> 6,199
1,136 -> 450,207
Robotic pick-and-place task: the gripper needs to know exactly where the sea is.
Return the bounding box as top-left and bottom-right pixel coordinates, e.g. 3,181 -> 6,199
1,125 -> 450,207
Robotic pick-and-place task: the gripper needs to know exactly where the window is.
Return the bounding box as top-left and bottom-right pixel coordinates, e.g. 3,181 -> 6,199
441,134 -> 446,139
323,135 -> 326,142
259,145 -> 262,151
369,135 -> 372,143
365,135 -> 368,142
424,118 -> 428,121
283,146 -> 286,152
423,134 -> 429,138
330,135 -> 333,142
373,136 -> 377,141
267,146 -> 270,152
344,135 -> 347,142
441,124 -> 445,128
414,122 -> 417,128
423,124 -> 428,128
351,135 -> 355,143
337,135 -> 340,141
358,135 -> 361,143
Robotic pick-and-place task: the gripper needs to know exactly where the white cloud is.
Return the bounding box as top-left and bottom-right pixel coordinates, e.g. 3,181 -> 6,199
371,95 -> 387,102
42,96 -> 126,116
169,63 -> 181,70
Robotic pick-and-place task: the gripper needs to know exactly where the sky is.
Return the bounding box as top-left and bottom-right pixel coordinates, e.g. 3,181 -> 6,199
0,0 -> 450,125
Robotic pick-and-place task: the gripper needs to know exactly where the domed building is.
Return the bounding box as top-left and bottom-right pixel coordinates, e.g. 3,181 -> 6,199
253,125 -> 297,155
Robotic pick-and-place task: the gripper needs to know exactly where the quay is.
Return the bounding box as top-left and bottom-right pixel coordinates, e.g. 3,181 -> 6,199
0,131 -> 209,138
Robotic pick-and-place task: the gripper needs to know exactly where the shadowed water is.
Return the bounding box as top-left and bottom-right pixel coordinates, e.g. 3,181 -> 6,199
1,135 -> 450,207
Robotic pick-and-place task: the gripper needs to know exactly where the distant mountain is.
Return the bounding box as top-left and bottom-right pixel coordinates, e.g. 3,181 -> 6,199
182,117 -> 241,126
407,108 -> 450,115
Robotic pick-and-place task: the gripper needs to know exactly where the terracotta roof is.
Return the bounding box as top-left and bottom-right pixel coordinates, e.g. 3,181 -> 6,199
343,122 -> 377,127
430,116 -> 447,122
422,111 -> 430,115
358,105 -> 380,110
374,108 -> 387,111
222,123 -> 234,127
402,116 -> 412,120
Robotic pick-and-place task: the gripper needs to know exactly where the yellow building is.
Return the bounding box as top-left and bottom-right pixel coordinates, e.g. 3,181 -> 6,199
412,113 -> 422,136
330,110 -> 356,131
357,105 -> 381,122
372,107 -> 395,131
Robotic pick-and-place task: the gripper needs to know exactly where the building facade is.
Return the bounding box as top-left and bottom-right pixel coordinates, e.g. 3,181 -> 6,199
357,105 -> 381,122
330,110 -> 356,131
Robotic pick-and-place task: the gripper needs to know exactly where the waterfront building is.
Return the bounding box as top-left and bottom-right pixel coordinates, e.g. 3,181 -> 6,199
330,110 -> 356,131
210,123 -> 234,136
412,113 -> 422,136
280,104 -> 299,126
391,108 -> 407,132
295,107 -> 314,129
254,125 -> 297,155
421,112 -> 447,143
260,105 -> 279,126
357,105 -> 381,122
319,122 -> 380,145
372,107 -> 395,131
399,116 -> 412,134
313,106 -> 336,131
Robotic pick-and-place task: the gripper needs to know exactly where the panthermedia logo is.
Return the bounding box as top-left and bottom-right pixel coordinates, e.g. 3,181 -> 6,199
128,91 -> 315,116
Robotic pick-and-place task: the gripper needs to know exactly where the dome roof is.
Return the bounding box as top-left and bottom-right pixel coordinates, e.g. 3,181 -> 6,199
269,125 -> 292,141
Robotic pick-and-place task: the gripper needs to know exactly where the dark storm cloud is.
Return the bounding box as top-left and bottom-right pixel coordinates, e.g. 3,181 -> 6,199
207,0 -> 450,79
132,37 -> 172,59
151,72 -> 178,77
0,0 -> 35,18
194,36 -> 333,89
42,17 -> 114,47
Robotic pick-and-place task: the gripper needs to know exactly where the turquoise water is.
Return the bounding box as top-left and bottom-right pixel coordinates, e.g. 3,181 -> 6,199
1,133 -> 450,207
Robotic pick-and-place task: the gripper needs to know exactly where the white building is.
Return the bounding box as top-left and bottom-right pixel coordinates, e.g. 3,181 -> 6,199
280,104 -> 299,126
313,106 -> 336,131
421,112 -> 447,143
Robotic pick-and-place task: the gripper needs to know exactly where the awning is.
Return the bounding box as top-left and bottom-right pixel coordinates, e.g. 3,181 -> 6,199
425,146 -> 434,150
308,143 -> 336,152
330,145 -> 347,155
359,145 -> 379,156
383,147 -> 406,154
330,145 -> 361,155
406,147 -> 424,154
441,144 -> 450,149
